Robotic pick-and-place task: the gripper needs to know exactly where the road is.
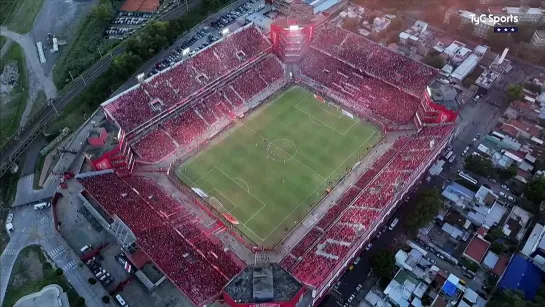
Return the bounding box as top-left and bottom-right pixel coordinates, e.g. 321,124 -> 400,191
0,0 -> 205,177
0,205 -> 109,307
0,27 -> 58,128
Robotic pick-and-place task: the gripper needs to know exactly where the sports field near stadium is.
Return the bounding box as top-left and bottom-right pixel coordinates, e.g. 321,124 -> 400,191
176,86 -> 382,248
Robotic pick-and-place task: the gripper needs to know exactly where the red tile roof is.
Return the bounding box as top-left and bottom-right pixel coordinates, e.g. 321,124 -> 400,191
493,254 -> 509,276
500,123 -> 519,137
464,235 -> 490,263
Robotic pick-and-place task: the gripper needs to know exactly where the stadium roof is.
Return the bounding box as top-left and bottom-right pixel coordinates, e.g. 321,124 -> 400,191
224,263 -> 303,303
427,81 -> 460,111
499,254 -> 544,300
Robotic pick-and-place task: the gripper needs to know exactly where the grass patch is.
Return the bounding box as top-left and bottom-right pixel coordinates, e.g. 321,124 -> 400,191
33,153 -> 47,190
2,245 -> 83,307
0,36 -> 6,49
1,0 -> 45,34
0,211 -> 10,253
0,166 -> 20,208
0,42 -> 28,148
177,86 -> 382,247
28,90 -> 47,121
52,9 -> 118,88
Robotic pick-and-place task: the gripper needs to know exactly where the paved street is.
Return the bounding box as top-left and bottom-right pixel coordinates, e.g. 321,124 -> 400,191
0,205 -> 108,307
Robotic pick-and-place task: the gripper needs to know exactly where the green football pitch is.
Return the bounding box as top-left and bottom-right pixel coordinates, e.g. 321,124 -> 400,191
176,86 -> 382,248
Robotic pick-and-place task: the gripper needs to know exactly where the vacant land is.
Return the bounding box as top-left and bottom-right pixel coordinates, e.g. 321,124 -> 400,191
2,245 -> 81,307
177,86 -> 382,248
0,0 -> 45,33
0,42 -> 28,148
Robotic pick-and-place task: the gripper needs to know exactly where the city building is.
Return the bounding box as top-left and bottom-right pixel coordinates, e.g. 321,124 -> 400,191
489,6 -> 545,24
463,235 -> 491,264
443,9 -> 494,38
502,206 -> 532,241
499,254 -> 544,299
531,30 -> 545,48
451,46 -> 489,83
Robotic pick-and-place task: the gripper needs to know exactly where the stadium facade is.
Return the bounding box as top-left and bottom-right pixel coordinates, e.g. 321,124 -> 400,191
78,7 -> 458,306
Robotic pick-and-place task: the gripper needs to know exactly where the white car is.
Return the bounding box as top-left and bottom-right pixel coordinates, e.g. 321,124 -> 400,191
507,196 -> 515,202
5,213 -> 14,232
499,191 -> 506,197
354,257 -> 361,265
365,243 -> 373,251
501,184 -> 509,191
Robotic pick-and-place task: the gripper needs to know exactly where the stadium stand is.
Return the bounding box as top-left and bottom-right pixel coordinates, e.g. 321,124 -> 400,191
310,23 -> 438,96
301,49 -> 421,124
287,125 -> 453,288
102,24 -> 273,133
79,173 -> 244,305
132,129 -> 177,163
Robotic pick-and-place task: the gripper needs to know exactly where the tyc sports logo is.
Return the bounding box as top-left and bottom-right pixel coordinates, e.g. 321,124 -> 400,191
470,14 -> 519,25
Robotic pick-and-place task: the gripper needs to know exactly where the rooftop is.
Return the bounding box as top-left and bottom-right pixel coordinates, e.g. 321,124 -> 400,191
500,254 -> 544,300
463,235 -> 490,263
427,81 -> 461,111
535,30 -> 545,39
451,54 -> 480,82
475,70 -> 500,89
223,263 -> 303,303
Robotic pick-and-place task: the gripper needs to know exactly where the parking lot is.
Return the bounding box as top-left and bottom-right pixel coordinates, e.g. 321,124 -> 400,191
146,0 -> 266,78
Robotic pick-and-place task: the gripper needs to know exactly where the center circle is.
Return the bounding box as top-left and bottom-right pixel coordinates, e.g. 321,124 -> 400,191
267,139 -> 297,162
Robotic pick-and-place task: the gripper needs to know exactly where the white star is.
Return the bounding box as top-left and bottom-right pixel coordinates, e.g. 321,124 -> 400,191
511,28 -> 515,32
504,28 -> 508,32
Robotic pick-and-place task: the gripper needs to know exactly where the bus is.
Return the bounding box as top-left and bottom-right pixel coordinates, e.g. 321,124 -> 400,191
491,131 -> 505,140
36,42 -> 46,64
458,171 -> 478,185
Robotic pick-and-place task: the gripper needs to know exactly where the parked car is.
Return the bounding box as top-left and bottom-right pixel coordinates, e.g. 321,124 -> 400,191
463,271 -> 475,279
365,243 -> 373,251
507,195 -> 515,202
499,191 -> 506,197
501,184 -> 509,191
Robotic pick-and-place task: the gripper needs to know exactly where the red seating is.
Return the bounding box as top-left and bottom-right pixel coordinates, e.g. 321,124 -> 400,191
164,110 -> 208,146
280,254 -> 297,270
289,126 -> 454,288
301,49 -> 420,124
311,23 -> 438,96
103,87 -> 153,132
102,25 -> 272,133
132,129 -> 177,163
291,228 -> 322,257
79,173 -> 246,305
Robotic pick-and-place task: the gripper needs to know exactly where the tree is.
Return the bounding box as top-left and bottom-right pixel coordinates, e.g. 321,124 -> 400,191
406,188 -> 441,230
75,296 -> 85,307
507,84 -> 525,101
342,17 -> 361,32
486,227 -> 506,242
371,250 -> 396,278
488,290 -> 528,307
513,23 -> 538,43
486,27 -> 516,52
55,268 -> 64,276
422,54 -> 445,68
497,165 -> 517,181
389,17 -> 404,32
464,155 -> 494,177
526,176 -> 545,205
102,296 -> 111,303
460,23 -> 475,38
523,82 -> 542,94
446,14 -> 462,33
93,3 -> 114,24
88,277 -> 97,285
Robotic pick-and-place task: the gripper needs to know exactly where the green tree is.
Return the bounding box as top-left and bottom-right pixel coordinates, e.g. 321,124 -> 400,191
497,165 -> 518,181
55,268 -> 64,276
422,54 -> 445,68
488,290 -> 528,307
460,23 -> 475,38
446,14 -> 462,33
93,3 -> 114,24
464,155 -> 494,177
486,226 -> 506,242
342,17 -> 361,32
523,82 -> 542,94
526,176 -> 545,205
88,277 -> 97,285
102,295 -> 111,303
371,250 -> 396,278
406,188 -> 441,230
486,27 -> 516,52
507,84 -> 525,101
513,23 -> 538,43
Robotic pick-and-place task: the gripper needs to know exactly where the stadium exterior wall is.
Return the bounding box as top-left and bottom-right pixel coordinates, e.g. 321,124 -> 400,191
222,287 -> 307,307
310,132 -> 452,305
417,92 -> 459,124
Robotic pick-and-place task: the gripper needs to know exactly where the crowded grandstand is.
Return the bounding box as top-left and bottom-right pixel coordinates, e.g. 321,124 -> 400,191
78,12 -> 457,306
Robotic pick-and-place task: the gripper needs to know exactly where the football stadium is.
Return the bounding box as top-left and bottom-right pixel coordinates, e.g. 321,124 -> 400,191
76,3 -> 460,306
